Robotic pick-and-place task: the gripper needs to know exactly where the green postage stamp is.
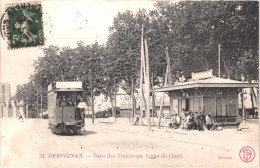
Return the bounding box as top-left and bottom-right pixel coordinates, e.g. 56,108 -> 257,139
3,2 -> 44,49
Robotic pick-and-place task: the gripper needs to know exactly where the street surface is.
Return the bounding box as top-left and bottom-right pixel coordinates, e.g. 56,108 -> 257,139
1,117 -> 259,167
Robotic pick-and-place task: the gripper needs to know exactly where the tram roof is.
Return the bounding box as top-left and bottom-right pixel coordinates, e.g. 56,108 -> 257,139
48,81 -> 83,92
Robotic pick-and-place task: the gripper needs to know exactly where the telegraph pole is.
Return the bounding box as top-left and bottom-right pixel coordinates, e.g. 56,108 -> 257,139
144,39 -> 151,131
37,88 -> 39,118
131,77 -> 134,123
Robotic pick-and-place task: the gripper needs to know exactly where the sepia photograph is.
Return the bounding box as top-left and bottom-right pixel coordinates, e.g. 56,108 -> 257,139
0,0 -> 259,167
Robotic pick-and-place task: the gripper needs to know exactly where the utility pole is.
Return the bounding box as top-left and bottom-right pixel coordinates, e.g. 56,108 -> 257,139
139,51 -> 143,125
218,44 -> 221,77
144,39 -> 151,131
26,84 -> 29,119
140,25 -> 146,125
131,77 -> 134,123
41,90 -> 43,118
151,72 -> 155,124
37,88 -> 39,118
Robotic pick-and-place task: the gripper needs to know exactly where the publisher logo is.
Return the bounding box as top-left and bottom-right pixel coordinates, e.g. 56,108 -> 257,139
239,146 -> 255,163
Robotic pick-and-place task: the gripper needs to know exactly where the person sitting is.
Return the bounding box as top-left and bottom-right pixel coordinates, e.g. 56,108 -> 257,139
187,112 -> 197,130
61,96 -> 67,107
181,110 -> 189,130
205,113 -> 218,130
171,113 -> 181,129
195,112 -> 204,131
66,97 -> 74,106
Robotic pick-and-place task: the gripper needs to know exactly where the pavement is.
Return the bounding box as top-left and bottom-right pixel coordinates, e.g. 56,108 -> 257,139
1,117 -> 259,167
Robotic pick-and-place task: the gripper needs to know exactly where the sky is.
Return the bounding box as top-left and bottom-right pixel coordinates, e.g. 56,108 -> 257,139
1,0 -> 156,96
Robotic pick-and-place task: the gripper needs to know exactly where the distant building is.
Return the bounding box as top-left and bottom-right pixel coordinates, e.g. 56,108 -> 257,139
1,83 -> 11,101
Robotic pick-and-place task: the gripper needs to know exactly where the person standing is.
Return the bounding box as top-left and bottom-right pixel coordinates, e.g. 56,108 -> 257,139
18,106 -> 24,122
77,98 -> 87,129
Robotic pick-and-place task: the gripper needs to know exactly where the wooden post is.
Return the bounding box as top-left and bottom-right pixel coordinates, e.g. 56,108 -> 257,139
241,90 -> 245,121
170,94 -> 174,116
144,39 -> 151,131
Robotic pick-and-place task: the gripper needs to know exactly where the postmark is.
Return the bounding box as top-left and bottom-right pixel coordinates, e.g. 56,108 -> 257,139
1,2 -> 44,49
239,146 -> 255,163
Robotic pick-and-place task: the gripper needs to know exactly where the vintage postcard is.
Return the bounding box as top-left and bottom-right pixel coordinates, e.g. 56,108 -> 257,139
0,0 -> 259,167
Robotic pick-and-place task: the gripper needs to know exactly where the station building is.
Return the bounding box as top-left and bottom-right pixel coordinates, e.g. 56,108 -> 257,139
154,70 -> 258,125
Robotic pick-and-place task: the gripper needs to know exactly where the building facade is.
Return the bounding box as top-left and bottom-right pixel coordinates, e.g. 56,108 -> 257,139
1,83 -> 11,101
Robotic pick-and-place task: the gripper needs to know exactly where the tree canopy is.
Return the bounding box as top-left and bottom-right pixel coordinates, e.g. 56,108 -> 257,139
15,1 -> 258,118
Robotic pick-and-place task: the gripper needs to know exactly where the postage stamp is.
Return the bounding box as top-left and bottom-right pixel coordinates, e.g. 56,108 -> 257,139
1,2 -> 44,49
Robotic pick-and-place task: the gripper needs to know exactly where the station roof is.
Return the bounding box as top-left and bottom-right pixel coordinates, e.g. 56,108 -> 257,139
154,77 -> 258,92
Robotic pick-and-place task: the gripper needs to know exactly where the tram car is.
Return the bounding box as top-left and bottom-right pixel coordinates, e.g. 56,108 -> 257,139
47,81 -> 84,134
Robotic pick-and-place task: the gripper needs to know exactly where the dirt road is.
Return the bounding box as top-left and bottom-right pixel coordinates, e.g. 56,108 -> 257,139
1,118 -> 259,167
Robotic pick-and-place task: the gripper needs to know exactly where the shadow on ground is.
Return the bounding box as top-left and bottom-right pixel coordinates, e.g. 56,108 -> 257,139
56,131 -> 97,136
98,121 -> 114,125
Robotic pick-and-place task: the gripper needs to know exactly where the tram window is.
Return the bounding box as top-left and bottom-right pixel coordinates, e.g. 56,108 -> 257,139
56,92 -> 78,107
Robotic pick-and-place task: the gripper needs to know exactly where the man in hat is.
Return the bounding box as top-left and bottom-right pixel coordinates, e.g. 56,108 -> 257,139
205,113 -> 218,130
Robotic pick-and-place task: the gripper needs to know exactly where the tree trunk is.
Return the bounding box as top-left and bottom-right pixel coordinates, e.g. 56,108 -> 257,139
251,88 -> 258,116
114,78 -> 117,122
109,94 -> 116,121
151,73 -> 155,124
250,88 -> 256,118
89,72 -> 95,124
141,86 -> 147,119
222,57 -> 230,79
131,78 -> 134,123
157,65 -> 169,129
86,97 -> 91,118
241,91 -> 245,121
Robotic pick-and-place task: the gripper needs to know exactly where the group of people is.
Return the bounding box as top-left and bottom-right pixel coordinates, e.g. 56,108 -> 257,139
167,110 -> 220,131
57,96 -> 76,107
